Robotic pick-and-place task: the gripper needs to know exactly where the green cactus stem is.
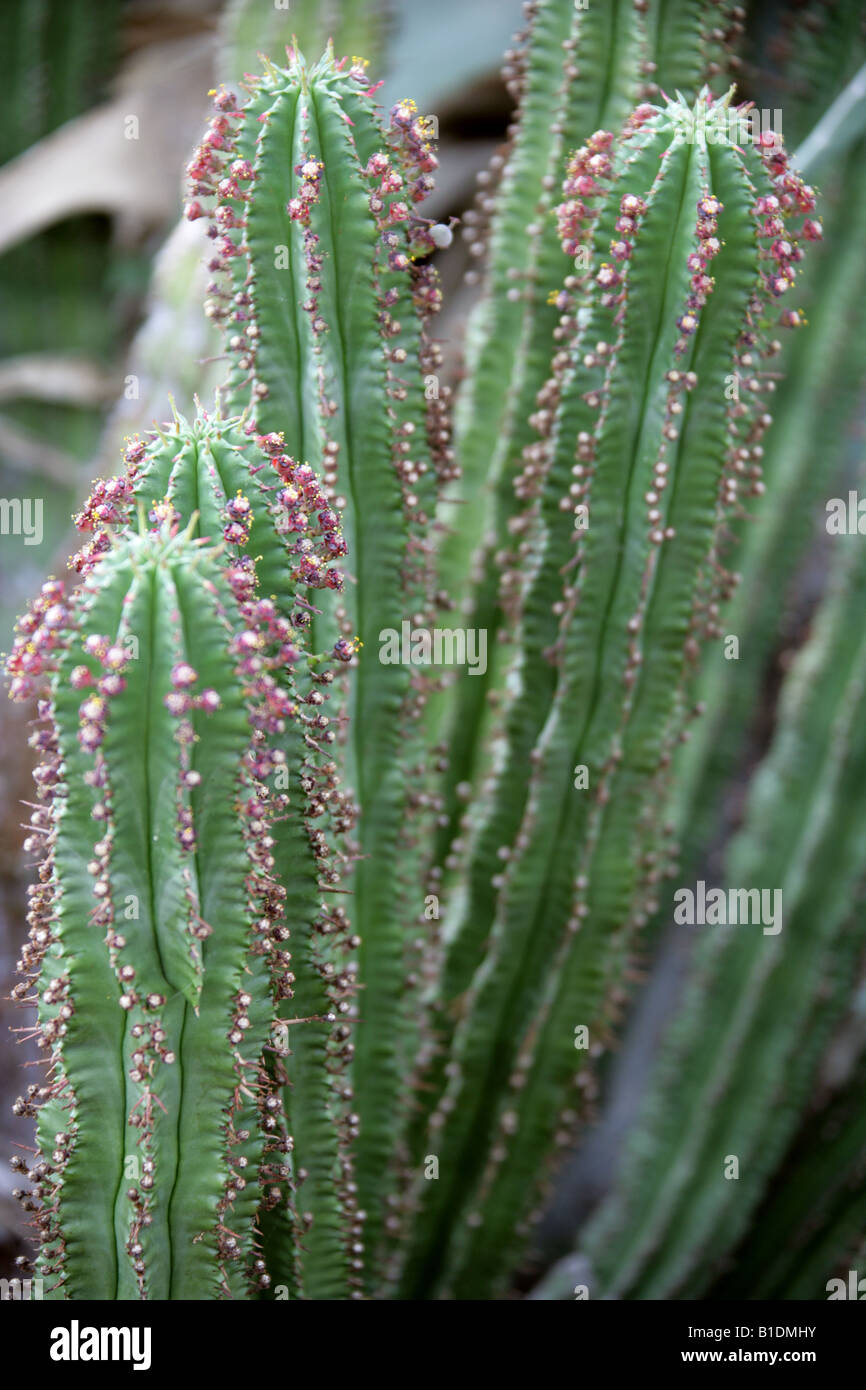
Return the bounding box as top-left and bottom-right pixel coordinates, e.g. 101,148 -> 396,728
398,89 -> 816,1300
432,0 -> 645,857
431,0 -> 743,861
7,407 -> 356,1298
218,0 -> 389,88
708,1045 -> 866,1300
582,525 -> 866,1299
8,525 -> 278,1298
669,136 -> 863,866
184,50 -> 451,1271
643,1 -> 741,99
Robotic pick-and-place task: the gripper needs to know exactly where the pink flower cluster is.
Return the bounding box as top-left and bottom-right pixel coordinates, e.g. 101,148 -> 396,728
71,456 -> 139,574
556,129 -> 616,258
287,157 -> 324,225
259,437 -> 346,591
676,192 -> 725,340
6,580 -> 69,701
184,90 -> 250,282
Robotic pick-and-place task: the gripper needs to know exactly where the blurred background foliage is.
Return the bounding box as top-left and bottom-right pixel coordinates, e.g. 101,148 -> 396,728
1,0 -> 865,1294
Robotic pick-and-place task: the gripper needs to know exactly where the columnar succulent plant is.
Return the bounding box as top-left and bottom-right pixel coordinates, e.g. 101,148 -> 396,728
667,0 -> 866,856
10,520 -> 284,1298
434,0 -> 644,846
8,0 -> 861,1302
397,87 -> 816,1300
183,51 -> 452,1262
8,411 -> 359,1297
433,0 -> 745,855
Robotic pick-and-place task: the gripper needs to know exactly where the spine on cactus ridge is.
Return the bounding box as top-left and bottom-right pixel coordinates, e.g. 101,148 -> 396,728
7,408 -> 356,1299
432,0 -> 646,862
583,525 -> 866,1300
398,90 -> 817,1299
184,48 -> 452,1275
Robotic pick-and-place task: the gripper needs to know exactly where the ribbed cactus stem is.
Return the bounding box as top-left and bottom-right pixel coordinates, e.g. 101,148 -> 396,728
218,0 -> 389,88
434,0 -> 745,864
185,50 -> 451,1271
710,1047 -> 866,1300
8,525 -> 282,1298
8,407 -> 356,1298
584,524 -> 866,1299
399,89 -> 816,1299
433,0 -> 645,857
6,9 -> 857,1306
643,1 -> 742,97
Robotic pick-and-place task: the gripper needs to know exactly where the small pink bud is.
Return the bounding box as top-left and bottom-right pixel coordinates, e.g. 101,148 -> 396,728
171,662 -> 198,689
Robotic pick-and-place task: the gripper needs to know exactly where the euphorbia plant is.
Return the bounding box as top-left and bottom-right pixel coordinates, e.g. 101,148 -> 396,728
7,1 -> 832,1300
